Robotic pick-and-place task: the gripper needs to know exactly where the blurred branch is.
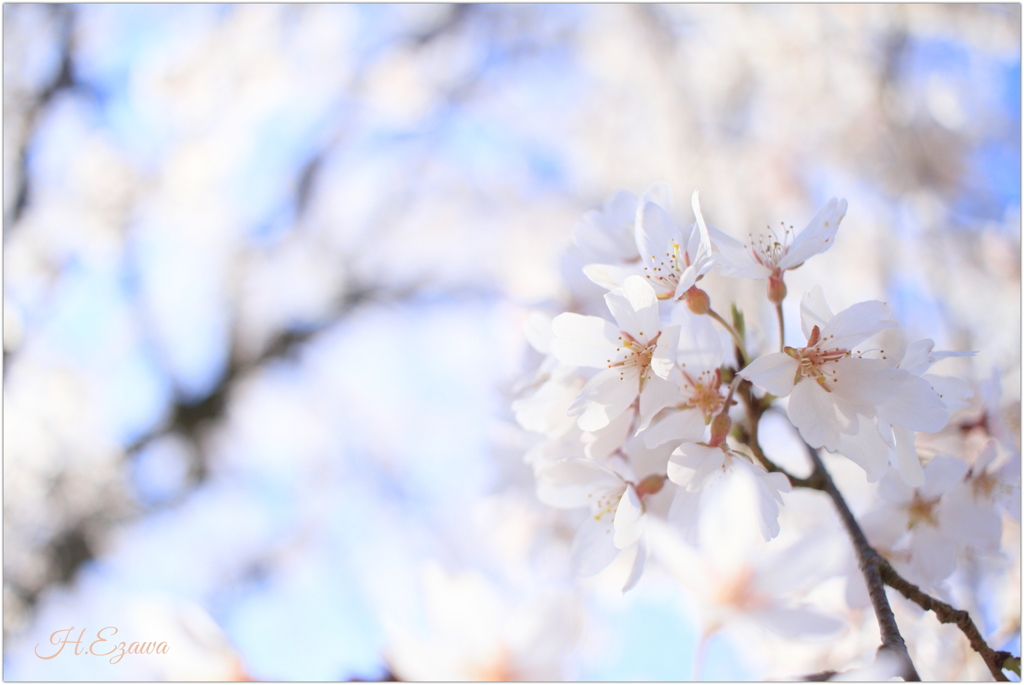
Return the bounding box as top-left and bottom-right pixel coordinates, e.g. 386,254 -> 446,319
124,279 -> 463,463
4,5 -> 96,231
799,669 -> 840,681
877,558 -> 1013,681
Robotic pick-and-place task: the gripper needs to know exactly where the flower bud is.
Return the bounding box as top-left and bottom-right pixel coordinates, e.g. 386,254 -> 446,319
767,273 -> 787,304
635,474 -> 666,498
708,412 -> 732,447
685,286 -> 711,315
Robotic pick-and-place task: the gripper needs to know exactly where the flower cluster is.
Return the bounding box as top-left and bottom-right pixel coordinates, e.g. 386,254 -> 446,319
512,184 -> 1014,612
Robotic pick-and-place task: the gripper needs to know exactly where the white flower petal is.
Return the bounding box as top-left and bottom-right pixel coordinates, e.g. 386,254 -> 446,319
938,490 -> 1002,551
523,311 -> 554,355
707,226 -> 770,278
569,367 -> 639,431
925,374 -> 973,414
535,459 -> 623,509
573,190 -> 639,262
550,313 -> 619,368
613,485 -> 644,549
817,299 -> 895,350
581,262 -> 641,291
732,458 -> 791,541
604,275 -> 660,339
920,455 -> 968,499
651,324 -> 680,379
898,338 -> 975,376
837,426 -> 892,482
673,307 -> 724,370
799,285 -> 834,339
668,442 -> 726,490
512,366 -> 584,436
636,373 -> 680,433
571,515 -> 621,577
908,525 -> 957,585
635,201 -> 680,270
831,356 -> 908,410
875,373 -> 949,434
861,503 -> 910,548
621,535 -> 648,593
777,197 -> 846,270
582,408 -> 634,460
640,182 -> 673,210
788,379 -> 851,451
740,353 -> 798,397
973,439 -> 999,472
688,190 -> 715,274
891,425 -> 924,488
642,408 -> 706,448
667,487 -> 702,546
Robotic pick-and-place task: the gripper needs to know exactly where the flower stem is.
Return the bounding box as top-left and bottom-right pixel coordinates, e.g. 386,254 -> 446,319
775,302 -> 785,351
707,308 -> 749,366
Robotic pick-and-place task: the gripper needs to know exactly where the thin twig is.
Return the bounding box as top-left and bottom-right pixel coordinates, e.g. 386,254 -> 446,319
878,559 -> 1012,681
803,442 -> 921,681
707,307 -> 749,366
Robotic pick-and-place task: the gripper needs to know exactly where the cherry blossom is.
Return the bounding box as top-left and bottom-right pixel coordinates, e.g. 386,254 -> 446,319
572,189 -> 643,266
550,275 -> 680,432
709,198 -> 847,302
579,184 -> 671,291
534,457 -> 661,591
667,442 -> 792,543
649,477 -> 842,645
861,456 -> 1001,587
513,184 -> 1015,679
512,311 -> 640,461
740,287 -> 948,458
635,189 -> 716,301
640,308 -> 728,449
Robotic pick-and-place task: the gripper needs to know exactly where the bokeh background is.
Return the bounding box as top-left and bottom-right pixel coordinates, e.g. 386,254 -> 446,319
3,4 -> 1020,680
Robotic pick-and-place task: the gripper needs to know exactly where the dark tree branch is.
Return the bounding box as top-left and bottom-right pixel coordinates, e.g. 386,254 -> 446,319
737,386 -> 1014,679
802,442 -> 920,681
878,559 -> 1012,681
734,379 -> 825,490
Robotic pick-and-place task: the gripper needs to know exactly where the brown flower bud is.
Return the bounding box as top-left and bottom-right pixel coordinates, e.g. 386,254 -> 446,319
708,412 -> 732,447
767,273 -> 787,304
635,474 -> 666,498
685,286 -> 711,315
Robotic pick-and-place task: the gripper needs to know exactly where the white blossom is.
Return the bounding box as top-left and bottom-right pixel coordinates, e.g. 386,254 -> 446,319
708,197 -> 847,300
667,442 -> 792,543
550,275 -> 680,432
641,307 -> 728,449
861,456 -> 1000,587
535,458 -> 658,592
740,287 -> 948,462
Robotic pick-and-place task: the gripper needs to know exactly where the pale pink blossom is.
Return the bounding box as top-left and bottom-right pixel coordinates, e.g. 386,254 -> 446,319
709,198 -> 847,301
667,442 -> 792,543
740,287 -> 947,457
550,276 -> 680,432
861,456 -> 1000,587
640,308 -> 728,450
583,188 -> 715,300
535,457 -> 660,592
